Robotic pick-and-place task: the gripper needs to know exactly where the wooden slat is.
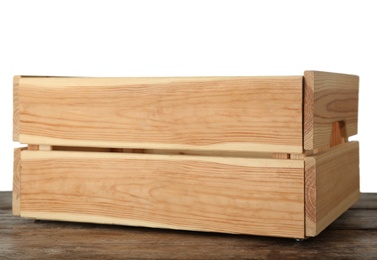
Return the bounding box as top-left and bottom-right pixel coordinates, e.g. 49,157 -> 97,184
304,71 -> 359,150
20,150 -> 305,238
13,76 -> 20,141
17,76 -> 303,153
2,190 -> 377,258
38,145 -> 52,151
305,141 -> 359,236
12,147 -> 26,215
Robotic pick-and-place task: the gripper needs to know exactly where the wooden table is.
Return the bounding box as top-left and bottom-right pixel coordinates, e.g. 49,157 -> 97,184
1,192 -> 376,259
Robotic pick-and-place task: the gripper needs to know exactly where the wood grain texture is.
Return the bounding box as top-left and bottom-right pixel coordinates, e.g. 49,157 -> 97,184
20,150 -> 305,238
12,148 -> 24,215
17,76 -> 303,153
305,142 -> 359,237
304,71 -> 359,150
1,192 -> 377,259
13,76 -> 20,141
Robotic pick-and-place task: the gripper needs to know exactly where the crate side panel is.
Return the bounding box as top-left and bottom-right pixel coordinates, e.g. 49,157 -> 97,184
12,147 -> 26,216
305,141 -> 359,236
304,71 -> 359,150
20,151 -> 305,238
18,76 -> 302,153
13,76 -> 21,141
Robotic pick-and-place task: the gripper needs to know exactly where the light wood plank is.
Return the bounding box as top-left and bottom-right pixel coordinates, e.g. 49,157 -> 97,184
304,71 -> 359,150
20,151 -> 305,238
290,153 -> 305,160
3,192 -> 377,259
12,147 -> 26,215
13,76 -> 20,141
38,145 -> 52,151
305,141 -> 359,236
17,76 -> 303,153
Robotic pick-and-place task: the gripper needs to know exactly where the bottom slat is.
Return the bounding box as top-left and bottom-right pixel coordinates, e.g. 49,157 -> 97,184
305,141 -> 360,236
12,147 -> 24,216
19,151 -> 305,238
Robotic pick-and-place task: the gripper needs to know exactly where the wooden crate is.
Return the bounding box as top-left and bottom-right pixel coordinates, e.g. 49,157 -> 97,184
12,71 -> 359,239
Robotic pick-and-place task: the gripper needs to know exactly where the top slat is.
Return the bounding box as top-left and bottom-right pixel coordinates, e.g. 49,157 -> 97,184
15,76 -> 303,153
304,71 -> 359,150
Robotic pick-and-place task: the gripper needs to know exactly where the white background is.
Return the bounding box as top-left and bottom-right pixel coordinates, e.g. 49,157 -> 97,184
0,0 -> 376,191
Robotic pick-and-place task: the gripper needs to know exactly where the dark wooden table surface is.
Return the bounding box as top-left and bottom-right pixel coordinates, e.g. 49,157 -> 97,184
1,192 -> 376,259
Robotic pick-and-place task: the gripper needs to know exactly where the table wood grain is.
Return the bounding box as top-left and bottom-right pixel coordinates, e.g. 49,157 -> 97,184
1,192 -> 376,259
